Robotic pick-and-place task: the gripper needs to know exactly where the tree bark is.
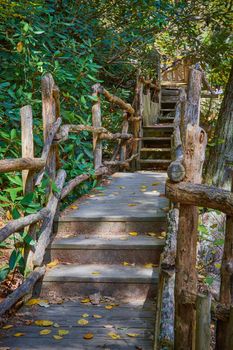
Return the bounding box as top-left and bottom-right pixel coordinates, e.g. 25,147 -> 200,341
205,62 -> 233,188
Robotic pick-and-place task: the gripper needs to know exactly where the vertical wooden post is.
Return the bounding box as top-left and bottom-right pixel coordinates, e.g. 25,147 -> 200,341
132,76 -> 143,170
92,83 -> 102,170
195,294 -> 211,350
228,307 -> 233,349
41,73 -> 56,182
53,84 -> 61,169
20,105 -> 34,194
120,111 -> 129,163
216,172 -> 233,349
174,68 -> 207,350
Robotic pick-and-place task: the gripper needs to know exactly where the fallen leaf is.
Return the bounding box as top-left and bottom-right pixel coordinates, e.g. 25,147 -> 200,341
120,237 -> 128,241
91,271 -> 100,276
6,210 -> 12,220
35,320 -> 53,327
83,332 -> 94,340
105,305 -> 113,310
144,263 -> 156,268
70,205 -> 79,210
82,313 -> 89,318
93,314 -> 102,319
129,231 -> 138,236
152,182 -> 160,186
104,324 -> 114,329
81,298 -> 91,303
117,186 -> 125,189
47,259 -> 59,268
147,232 -> 157,237
128,203 -> 137,207
26,298 -> 49,306
126,333 -> 139,337
2,325 -> 13,330
108,332 -> 121,339
160,231 -> 166,237
14,333 -> 25,337
77,319 -> 89,326
123,261 -> 129,266
53,335 -> 63,340
58,329 -> 69,336
140,185 -> 147,189
53,323 -> 60,328
16,41 -> 23,52
40,329 -> 51,335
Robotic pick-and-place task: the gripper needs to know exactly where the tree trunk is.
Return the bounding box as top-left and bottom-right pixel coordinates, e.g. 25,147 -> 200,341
205,63 -> 233,188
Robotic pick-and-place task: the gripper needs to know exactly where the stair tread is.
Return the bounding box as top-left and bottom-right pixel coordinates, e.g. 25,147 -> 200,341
143,123 -> 174,129
44,263 -> 159,283
139,159 -> 171,163
51,235 -> 165,249
161,108 -> 175,111
142,136 -> 171,140
141,148 -> 171,152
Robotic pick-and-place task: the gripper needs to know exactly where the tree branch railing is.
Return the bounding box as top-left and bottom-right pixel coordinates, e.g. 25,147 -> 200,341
0,73 -> 139,318
155,66 -> 233,350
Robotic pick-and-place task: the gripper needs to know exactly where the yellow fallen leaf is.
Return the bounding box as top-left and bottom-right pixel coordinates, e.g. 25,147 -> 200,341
53,335 -> 63,340
123,261 -> 129,266
58,329 -> 69,336
82,313 -> 89,318
14,333 -> 25,337
108,332 -> 121,339
92,271 -> 100,276
81,298 -> 90,303
26,298 -> 49,306
83,332 -> 94,340
2,325 -> 13,330
126,332 -> 139,337
35,320 -> 53,327
105,305 -> 113,310
77,319 -> 89,326
160,231 -> 166,237
40,329 -> 51,335
70,205 -> 79,210
152,182 -> 160,186
6,210 -> 12,220
47,259 -> 59,268
129,231 -> 138,236
128,203 -> 137,207
144,263 -> 156,268
16,41 -> 23,53
147,232 -> 157,237
140,185 -> 147,189
140,189 -> 147,192
117,186 -> 125,189
93,314 -> 102,319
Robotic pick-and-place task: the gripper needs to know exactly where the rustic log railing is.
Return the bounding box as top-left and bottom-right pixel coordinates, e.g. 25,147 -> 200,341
0,73 -> 139,317
155,67 -> 233,350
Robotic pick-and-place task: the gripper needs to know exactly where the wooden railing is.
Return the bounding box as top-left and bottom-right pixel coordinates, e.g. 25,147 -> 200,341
0,73 -> 139,317
155,68 -> 233,350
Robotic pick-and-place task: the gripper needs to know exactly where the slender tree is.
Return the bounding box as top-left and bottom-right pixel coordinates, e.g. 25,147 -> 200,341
205,62 -> 233,188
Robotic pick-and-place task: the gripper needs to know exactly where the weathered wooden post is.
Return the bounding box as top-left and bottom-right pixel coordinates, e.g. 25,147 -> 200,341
41,73 -> 57,182
195,294 -> 211,350
174,67 -> 207,350
216,166 -> 233,349
92,83 -> 102,170
120,111 -> 129,163
20,105 -> 34,194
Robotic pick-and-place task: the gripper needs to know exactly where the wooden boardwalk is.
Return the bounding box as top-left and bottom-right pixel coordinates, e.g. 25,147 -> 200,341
1,171 -> 168,349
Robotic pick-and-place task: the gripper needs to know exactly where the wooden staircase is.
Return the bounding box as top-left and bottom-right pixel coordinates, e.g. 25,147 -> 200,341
138,87 -> 180,170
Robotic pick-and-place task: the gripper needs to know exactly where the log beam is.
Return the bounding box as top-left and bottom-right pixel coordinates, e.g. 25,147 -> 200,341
0,158 -> 45,173
166,181 -> 233,216
99,86 -> 135,114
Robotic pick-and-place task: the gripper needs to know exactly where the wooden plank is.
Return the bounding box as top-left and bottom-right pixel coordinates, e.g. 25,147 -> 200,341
20,105 -> 34,194
195,294 -> 211,350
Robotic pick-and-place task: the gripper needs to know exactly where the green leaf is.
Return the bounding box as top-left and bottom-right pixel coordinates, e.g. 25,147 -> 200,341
21,192 -> 34,206
51,181 -> 60,194
9,250 -> 22,271
0,266 -> 9,281
10,129 -> 16,140
204,276 -> 214,286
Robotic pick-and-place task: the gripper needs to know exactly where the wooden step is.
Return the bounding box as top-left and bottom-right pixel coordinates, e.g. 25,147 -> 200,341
161,89 -> 179,96
161,108 -> 175,112
46,235 -> 164,265
143,123 -> 174,129
142,137 -> 171,141
158,117 -> 174,123
161,96 -> 178,103
138,159 -> 171,164
141,148 -> 171,152
39,263 -> 159,301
